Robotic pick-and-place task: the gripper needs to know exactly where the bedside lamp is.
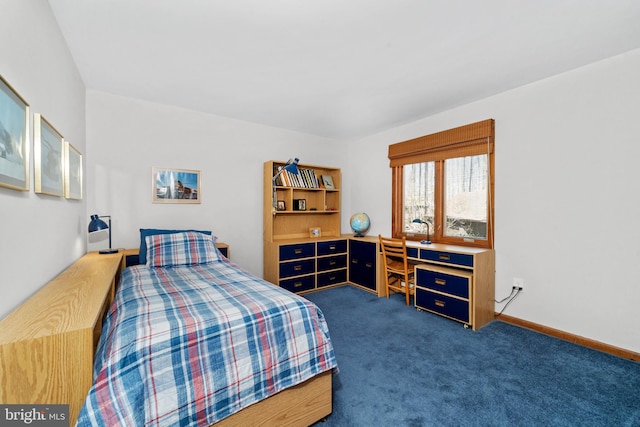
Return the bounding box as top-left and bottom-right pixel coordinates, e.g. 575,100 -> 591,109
412,218 -> 431,244
272,158 -> 300,213
88,214 -> 119,254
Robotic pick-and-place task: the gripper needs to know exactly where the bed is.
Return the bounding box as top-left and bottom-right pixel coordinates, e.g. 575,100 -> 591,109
76,230 -> 337,426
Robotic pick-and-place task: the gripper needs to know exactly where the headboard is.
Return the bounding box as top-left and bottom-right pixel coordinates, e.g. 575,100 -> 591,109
0,251 -> 124,425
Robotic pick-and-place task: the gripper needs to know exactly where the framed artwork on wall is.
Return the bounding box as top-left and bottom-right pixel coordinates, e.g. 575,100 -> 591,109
152,167 -> 201,204
34,113 -> 65,196
0,75 -> 30,191
64,141 -> 82,200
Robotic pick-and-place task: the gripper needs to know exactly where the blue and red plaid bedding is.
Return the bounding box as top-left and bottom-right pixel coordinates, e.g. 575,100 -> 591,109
76,258 -> 337,426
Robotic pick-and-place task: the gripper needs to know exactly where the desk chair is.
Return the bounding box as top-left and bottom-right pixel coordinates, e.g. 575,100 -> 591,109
379,235 -> 415,305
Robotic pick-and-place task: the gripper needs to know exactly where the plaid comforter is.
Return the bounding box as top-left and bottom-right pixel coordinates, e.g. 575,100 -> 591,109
76,259 -> 337,426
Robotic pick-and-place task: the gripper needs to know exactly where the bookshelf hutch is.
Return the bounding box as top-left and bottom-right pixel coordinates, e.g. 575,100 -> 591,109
263,160 -> 347,293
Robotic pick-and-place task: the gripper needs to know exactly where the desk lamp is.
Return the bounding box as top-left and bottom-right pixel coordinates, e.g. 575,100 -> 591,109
88,214 -> 119,254
412,218 -> 431,244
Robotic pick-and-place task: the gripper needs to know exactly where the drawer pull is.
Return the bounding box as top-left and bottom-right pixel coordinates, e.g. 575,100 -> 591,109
352,259 -> 359,264
294,282 -> 303,288
294,265 -> 302,271
294,249 -> 303,254
435,300 -> 445,308
329,245 -> 336,250
330,276 -> 336,280
438,254 -> 451,261
435,278 -> 446,286
365,263 -> 373,268
329,261 -> 336,266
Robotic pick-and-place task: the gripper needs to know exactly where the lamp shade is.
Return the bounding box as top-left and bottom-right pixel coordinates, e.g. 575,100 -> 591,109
283,158 -> 300,174
88,214 -> 109,233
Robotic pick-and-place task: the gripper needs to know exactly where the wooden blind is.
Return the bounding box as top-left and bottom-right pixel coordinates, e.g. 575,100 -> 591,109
388,119 -> 495,166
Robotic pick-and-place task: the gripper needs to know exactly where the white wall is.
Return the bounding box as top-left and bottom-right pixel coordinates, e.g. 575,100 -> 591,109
346,48 -> 640,353
0,0 -> 86,319
85,91 -> 342,277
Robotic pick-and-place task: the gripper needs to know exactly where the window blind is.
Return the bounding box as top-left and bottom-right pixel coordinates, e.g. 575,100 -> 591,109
388,119 -> 495,166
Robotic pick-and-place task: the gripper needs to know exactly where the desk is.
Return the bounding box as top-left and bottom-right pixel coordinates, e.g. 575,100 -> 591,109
349,236 -> 495,330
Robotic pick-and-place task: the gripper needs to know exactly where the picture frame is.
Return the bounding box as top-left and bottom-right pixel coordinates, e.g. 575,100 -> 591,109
152,167 -> 200,204
0,75 -> 30,191
309,227 -> 322,238
34,114 -> 64,196
293,198 -> 306,211
64,141 -> 83,200
321,175 -> 335,189
277,200 -> 286,211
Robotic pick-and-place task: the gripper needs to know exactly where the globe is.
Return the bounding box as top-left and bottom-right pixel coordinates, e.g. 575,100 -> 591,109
350,212 -> 371,237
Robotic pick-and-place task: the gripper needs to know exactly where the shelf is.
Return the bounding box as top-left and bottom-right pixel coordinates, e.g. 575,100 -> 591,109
274,210 -> 340,214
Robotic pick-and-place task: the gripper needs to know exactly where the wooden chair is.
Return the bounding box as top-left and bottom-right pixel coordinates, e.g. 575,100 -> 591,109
378,235 -> 415,305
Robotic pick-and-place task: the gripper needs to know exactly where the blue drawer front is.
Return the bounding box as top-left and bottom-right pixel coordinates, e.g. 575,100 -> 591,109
280,243 -> 315,261
318,269 -> 347,288
279,258 -> 315,278
415,288 -> 470,324
349,239 -> 377,290
317,254 -> 347,272
349,257 -> 376,291
317,240 -> 347,256
280,275 -> 315,293
407,247 -> 419,259
419,250 -> 473,267
416,269 -> 470,299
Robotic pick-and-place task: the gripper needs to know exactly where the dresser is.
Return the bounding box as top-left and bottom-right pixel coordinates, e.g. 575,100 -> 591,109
265,238 -> 348,294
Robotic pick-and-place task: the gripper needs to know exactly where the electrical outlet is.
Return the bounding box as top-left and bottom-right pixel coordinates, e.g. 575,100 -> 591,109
512,277 -> 524,291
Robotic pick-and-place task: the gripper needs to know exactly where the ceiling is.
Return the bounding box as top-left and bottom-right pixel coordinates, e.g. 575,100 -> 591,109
47,0 -> 640,139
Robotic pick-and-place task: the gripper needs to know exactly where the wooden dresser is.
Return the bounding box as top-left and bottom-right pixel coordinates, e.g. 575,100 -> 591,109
0,251 -> 123,425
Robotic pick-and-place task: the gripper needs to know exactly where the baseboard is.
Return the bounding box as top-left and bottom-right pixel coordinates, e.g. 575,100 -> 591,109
496,314 -> 640,363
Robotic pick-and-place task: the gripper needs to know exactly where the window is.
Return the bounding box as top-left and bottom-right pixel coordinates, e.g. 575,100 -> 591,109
389,119 -> 494,248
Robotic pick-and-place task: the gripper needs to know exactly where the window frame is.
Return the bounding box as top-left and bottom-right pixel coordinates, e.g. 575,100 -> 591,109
389,119 -> 495,249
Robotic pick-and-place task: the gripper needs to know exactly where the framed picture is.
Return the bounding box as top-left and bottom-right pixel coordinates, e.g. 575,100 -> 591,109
0,75 -> 30,191
34,114 -> 64,196
309,227 -> 322,238
64,141 -> 83,200
152,167 -> 200,204
293,198 -> 306,211
321,175 -> 334,189
277,200 -> 286,211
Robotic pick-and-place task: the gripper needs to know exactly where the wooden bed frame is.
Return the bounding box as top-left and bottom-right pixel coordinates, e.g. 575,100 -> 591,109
0,250 -> 332,426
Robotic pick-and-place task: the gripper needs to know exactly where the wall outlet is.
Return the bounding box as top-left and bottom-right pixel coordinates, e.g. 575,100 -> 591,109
513,277 -> 524,291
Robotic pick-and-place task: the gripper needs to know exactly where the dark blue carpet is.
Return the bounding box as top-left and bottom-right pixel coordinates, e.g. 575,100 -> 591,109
305,286 -> 640,427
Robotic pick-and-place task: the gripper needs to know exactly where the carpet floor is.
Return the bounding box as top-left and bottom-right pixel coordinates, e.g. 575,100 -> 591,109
305,285 -> 640,427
